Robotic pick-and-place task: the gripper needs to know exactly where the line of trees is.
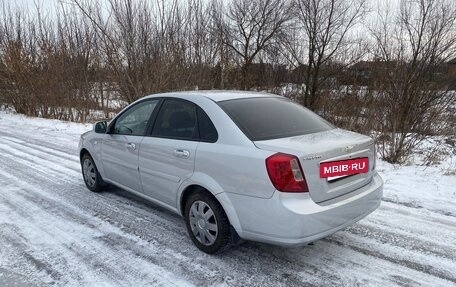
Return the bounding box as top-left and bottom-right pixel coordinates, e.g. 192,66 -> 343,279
0,0 -> 455,163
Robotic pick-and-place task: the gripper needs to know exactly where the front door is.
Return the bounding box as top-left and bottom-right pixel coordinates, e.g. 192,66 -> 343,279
102,99 -> 160,192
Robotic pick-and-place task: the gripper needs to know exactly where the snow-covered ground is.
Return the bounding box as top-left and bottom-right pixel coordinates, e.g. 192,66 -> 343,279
0,110 -> 455,287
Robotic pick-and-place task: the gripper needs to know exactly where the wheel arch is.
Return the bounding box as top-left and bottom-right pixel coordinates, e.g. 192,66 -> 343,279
179,184 -> 211,216
178,182 -> 243,235
79,146 -> 106,179
80,148 -> 90,162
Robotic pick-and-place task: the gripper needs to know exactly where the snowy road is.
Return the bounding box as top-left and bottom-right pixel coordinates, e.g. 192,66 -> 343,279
0,111 -> 455,287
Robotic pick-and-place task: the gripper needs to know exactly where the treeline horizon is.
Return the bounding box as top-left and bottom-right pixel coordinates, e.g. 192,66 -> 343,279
0,0 -> 455,163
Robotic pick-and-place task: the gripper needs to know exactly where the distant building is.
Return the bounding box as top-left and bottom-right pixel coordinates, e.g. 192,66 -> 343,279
345,59 -> 456,89
345,60 -> 398,87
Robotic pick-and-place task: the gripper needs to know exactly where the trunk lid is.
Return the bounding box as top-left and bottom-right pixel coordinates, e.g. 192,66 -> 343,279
255,129 -> 375,203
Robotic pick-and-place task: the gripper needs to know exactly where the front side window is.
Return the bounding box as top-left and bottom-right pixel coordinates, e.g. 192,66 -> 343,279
152,99 -> 198,140
112,99 -> 159,135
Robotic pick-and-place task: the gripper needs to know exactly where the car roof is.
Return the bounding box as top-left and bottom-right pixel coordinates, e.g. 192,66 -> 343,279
143,90 -> 282,102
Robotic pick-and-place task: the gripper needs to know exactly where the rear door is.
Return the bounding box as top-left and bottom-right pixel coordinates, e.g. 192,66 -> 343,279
138,99 -> 200,207
101,99 -> 160,192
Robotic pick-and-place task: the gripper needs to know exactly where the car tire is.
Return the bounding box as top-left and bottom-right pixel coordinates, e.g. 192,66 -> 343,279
81,153 -> 107,192
184,191 -> 231,254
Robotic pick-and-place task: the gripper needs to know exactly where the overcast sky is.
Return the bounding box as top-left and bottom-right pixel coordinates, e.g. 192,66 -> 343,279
10,0 -> 398,17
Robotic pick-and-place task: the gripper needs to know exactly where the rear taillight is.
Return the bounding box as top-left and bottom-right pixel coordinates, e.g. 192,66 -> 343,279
265,153 -> 309,192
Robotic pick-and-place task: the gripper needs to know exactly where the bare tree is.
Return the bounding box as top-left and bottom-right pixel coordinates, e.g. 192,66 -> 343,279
0,1 -> 103,121
70,0 -> 220,102
56,2 -> 100,121
288,0 -> 368,109
371,0 -> 456,163
216,0 -> 292,90
70,0 -> 158,103
0,3 -> 35,115
184,0 -> 219,88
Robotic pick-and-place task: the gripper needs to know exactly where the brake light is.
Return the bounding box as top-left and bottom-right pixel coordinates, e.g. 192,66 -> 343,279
265,153 -> 309,192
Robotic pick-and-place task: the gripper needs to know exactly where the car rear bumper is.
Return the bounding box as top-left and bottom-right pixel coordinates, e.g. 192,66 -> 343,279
219,172 -> 383,246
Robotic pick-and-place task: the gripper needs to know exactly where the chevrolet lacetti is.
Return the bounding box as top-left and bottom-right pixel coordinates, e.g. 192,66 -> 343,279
79,91 -> 383,253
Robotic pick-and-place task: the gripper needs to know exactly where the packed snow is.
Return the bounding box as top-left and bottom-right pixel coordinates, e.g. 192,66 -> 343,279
0,110 -> 455,286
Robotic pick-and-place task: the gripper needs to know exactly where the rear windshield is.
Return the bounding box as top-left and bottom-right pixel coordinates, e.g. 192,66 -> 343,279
219,97 -> 334,141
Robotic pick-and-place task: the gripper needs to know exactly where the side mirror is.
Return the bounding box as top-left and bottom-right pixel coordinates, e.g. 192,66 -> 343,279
94,121 -> 107,134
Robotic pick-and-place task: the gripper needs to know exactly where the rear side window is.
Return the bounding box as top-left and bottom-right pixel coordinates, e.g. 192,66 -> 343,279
151,99 -> 219,142
152,99 -> 198,140
219,97 -> 334,141
197,108 -> 218,142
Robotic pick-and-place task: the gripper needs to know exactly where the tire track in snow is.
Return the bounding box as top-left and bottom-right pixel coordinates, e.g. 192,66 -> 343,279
382,196 -> 456,218
0,138 -> 80,176
0,135 -> 78,162
377,202 -> 456,229
0,155 -> 327,286
325,237 -> 456,284
1,129 -> 80,158
0,169 -> 193,287
0,136 -> 261,285
344,222 -> 455,261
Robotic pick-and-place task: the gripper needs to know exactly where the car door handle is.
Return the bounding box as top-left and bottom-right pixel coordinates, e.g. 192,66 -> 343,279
126,143 -> 136,150
173,149 -> 190,159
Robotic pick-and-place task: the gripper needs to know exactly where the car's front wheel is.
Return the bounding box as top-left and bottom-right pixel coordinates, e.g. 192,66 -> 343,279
184,192 -> 231,254
81,153 -> 106,192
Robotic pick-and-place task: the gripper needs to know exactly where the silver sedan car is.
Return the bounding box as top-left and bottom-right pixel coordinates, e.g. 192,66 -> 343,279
79,91 -> 383,253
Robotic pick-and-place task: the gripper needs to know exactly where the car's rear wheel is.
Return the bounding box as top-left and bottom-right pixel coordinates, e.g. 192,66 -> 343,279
184,192 -> 230,254
81,153 -> 106,192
